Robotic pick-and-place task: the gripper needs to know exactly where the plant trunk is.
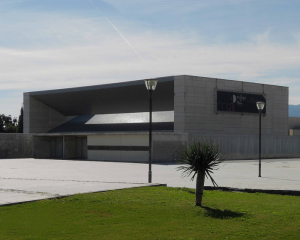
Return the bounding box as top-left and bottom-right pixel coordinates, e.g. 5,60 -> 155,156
195,170 -> 205,206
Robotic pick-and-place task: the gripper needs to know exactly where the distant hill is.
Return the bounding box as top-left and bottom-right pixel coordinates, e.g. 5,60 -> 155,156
289,105 -> 300,117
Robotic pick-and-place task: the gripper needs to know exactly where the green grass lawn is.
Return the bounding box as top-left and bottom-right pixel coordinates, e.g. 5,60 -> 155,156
0,187 -> 299,240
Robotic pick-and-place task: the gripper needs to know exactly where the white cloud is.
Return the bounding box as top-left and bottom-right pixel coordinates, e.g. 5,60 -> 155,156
252,29 -> 272,44
289,96 -> 300,105
1,17 -> 300,88
1,29 -> 300,90
0,97 -> 23,118
0,9 -> 300,119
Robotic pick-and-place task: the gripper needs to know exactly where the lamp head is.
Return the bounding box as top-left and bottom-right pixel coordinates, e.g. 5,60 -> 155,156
144,79 -> 158,91
256,101 -> 265,111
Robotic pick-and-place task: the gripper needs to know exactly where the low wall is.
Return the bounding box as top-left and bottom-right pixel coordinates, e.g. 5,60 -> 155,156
2,132 -> 299,161
0,134 -> 33,158
153,132 -> 188,162
152,133 -> 300,162
33,136 -> 63,159
189,134 -> 300,160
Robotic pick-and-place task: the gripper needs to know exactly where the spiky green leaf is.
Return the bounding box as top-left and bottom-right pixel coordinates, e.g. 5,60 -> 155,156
177,141 -> 225,187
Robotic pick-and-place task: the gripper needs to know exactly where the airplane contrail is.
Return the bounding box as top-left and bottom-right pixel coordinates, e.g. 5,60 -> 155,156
88,0 -> 145,62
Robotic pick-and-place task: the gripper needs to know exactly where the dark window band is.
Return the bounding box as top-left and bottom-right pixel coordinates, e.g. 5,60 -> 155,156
88,145 -> 149,151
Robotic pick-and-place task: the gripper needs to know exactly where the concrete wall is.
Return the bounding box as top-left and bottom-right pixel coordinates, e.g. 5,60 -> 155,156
23,93 -> 75,133
290,129 -> 300,136
152,132 -> 300,162
27,132 -> 300,162
289,117 -> 300,129
294,130 -> 300,136
33,136 -> 87,159
63,136 -> 87,159
64,136 -> 77,159
33,136 -> 63,159
0,134 -> 33,158
190,133 -> 300,160
153,132 -> 188,162
174,76 -> 289,136
87,134 -> 149,162
76,137 -> 87,159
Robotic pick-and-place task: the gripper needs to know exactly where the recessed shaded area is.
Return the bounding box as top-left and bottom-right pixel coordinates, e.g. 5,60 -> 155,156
29,77 -> 174,116
33,136 -> 87,159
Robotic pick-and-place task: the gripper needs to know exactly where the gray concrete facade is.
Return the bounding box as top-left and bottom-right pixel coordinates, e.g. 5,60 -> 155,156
289,117 -> 300,129
7,131 -> 300,161
23,92 -> 75,133
291,130 -> 300,136
33,135 -> 87,159
0,134 -> 32,158
190,133 -> 300,160
153,132 -> 300,161
174,75 -> 289,135
24,75 -> 289,136
23,75 -> 298,162
153,132 -> 188,162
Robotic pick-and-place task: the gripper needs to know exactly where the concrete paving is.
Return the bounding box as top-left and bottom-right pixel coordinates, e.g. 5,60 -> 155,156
0,158 -> 300,206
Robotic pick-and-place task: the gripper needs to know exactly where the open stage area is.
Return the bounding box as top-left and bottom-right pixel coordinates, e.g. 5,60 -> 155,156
0,158 -> 300,205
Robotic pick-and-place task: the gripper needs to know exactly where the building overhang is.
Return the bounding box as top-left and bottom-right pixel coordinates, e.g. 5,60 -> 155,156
27,76 -> 174,116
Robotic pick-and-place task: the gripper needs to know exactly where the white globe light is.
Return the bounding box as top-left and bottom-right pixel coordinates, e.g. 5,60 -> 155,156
256,101 -> 265,110
145,79 -> 158,91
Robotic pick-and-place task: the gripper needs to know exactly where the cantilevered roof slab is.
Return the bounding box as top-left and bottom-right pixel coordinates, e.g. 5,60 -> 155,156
28,76 -> 174,116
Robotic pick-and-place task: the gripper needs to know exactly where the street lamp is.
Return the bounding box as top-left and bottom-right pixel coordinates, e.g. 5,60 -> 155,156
256,101 -> 265,177
145,79 -> 158,183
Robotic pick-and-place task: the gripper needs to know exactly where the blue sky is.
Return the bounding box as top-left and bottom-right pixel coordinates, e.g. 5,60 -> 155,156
1,0 -> 300,118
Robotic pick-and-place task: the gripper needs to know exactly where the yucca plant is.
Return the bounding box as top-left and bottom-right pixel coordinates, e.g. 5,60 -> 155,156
177,141 -> 224,207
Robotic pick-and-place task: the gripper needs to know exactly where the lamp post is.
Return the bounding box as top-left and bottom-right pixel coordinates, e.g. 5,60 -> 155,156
145,79 -> 158,183
256,101 -> 265,177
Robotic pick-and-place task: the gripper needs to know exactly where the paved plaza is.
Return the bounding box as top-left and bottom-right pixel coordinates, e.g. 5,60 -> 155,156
0,158 -> 300,205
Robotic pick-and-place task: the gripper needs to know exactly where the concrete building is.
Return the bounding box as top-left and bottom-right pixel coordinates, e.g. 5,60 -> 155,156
289,117 -> 300,136
24,75 -> 300,162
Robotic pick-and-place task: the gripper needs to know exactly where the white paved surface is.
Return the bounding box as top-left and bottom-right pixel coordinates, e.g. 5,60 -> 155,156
0,158 -> 299,205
